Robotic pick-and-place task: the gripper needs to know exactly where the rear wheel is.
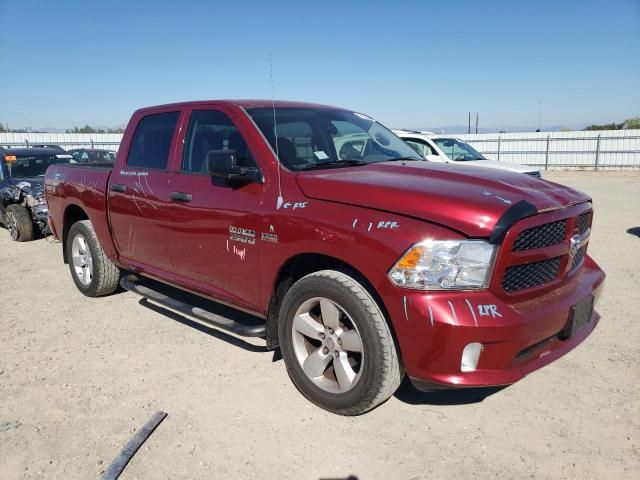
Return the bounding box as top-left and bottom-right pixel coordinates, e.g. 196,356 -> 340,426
66,220 -> 120,297
278,270 -> 402,415
5,204 -> 34,242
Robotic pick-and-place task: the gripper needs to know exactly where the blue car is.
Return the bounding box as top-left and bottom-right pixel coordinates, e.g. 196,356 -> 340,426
0,147 -> 72,241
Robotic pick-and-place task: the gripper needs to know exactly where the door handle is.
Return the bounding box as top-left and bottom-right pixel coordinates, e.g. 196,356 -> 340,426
110,183 -> 126,193
170,191 -> 193,203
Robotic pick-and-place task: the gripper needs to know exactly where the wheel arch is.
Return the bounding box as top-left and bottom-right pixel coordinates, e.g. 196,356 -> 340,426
61,204 -> 89,263
265,252 -> 400,358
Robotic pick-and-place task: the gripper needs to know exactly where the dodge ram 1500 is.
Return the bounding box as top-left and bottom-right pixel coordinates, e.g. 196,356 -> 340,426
45,100 -> 605,415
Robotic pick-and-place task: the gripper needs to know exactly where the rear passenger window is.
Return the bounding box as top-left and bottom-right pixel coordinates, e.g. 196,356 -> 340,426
127,112 -> 179,169
182,110 -> 257,174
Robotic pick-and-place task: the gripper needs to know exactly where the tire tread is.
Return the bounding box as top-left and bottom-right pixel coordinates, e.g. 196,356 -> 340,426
315,270 -> 402,415
281,269 -> 402,415
6,204 -> 34,242
67,220 -> 120,297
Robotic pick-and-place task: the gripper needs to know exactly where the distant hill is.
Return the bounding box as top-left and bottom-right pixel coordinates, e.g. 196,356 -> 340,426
397,124 -> 588,134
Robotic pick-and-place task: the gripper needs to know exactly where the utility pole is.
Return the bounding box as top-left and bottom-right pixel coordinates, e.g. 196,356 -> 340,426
538,99 -> 542,132
475,113 -> 479,134
468,112 -> 471,134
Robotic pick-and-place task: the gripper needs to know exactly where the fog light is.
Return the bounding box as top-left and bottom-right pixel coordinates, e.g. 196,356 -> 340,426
461,342 -> 483,372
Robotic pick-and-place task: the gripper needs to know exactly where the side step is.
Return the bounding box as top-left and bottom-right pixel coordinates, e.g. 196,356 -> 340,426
120,274 -> 266,338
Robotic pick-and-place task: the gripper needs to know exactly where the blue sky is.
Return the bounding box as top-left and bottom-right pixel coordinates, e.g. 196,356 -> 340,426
1,0 -> 639,131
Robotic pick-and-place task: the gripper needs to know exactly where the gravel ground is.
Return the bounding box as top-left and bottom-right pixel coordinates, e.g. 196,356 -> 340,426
1,171 -> 638,479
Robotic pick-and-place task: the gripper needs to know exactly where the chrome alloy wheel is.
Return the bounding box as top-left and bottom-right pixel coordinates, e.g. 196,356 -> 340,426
6,211 -> 18,240
291,297 -> 364,393
71,234 -> 93,286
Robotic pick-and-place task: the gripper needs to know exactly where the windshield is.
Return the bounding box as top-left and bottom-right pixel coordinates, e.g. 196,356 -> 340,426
433,138 -> 485,161
247,107 -> 421,170
3,154 -> 72,178
89,150 -> 116,162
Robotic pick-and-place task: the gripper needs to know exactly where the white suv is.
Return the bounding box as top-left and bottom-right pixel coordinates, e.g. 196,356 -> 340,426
394,130 -> 541,178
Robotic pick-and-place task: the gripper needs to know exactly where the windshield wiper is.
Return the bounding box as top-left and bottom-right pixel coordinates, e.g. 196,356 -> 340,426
299,159 -> 370,171
385,156 -> 421,162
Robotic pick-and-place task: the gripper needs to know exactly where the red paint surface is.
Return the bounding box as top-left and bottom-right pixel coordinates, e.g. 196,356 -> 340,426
45,100 -> 605,387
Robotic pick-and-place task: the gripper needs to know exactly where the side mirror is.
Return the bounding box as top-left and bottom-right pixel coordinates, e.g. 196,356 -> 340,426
206,150 -> 256,185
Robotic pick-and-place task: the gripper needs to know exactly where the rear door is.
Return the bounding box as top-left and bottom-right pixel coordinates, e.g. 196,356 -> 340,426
165,107 -> 265,310
108,110 -> 182,273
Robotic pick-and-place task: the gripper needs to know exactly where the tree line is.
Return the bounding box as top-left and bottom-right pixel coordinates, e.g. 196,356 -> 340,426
0,123 -> 123,133
583,117 -> 640,131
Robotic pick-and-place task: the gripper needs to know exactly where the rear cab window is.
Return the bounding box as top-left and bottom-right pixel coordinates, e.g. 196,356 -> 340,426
127,111 -> 180,170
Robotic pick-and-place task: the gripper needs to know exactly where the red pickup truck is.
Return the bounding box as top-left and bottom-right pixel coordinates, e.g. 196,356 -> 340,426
45,100 -> 605,415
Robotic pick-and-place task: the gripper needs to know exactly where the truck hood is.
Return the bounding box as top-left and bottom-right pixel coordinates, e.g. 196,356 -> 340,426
296,161 -> 589,237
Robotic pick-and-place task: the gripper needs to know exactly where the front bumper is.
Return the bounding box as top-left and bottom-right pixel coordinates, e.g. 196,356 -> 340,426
378,256 -> 605,389
31,204 -> 50,234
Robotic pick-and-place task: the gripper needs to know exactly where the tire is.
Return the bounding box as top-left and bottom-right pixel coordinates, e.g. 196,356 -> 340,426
278,270 -> 402,415
66,220 -> 120,297
5,204 -> 34,242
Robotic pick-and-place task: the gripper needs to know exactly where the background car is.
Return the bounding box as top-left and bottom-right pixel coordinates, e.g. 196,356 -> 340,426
394,130 -> 542,177
28,144 -> 67,152
0,147 -> 72,241
67,148 -> 116,163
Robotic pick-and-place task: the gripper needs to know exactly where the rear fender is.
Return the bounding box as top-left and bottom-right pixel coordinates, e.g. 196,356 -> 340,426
61,203 -> 119,265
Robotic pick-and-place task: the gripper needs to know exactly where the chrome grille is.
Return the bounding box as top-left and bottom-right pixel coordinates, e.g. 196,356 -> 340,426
571,245 -> 587,269
578,211 -> 592,235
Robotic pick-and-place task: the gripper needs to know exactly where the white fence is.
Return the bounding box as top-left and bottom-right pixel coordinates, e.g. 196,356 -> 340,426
458,129 -> 640,170
2,129 -> 639,170
0,132 -> 122,151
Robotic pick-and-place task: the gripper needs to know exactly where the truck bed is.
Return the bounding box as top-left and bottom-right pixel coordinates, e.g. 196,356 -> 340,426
44,162 -> 117,259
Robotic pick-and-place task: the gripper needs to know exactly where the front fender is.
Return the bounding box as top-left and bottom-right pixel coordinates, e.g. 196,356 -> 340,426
258,199 -> 465,319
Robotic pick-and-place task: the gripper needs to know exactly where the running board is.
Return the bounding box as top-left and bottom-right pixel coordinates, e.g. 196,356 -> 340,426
120,274 -> 266,338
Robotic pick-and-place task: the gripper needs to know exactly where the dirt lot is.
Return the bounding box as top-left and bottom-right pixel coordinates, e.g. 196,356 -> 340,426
1,171 -> 638,479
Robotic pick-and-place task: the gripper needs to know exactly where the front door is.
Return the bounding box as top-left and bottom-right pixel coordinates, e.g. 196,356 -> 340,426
166,108 -> 265,311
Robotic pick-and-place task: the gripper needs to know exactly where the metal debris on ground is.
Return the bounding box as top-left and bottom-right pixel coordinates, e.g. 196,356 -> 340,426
102,411 -> 167,480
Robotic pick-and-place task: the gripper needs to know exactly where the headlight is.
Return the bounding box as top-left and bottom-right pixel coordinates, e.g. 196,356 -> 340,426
388,240 -> 497,290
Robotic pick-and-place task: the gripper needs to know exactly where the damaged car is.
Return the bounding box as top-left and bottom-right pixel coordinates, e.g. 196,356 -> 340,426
0,147 -> 72,241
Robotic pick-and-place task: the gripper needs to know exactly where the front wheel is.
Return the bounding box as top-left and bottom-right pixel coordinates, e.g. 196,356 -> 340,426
278,270 -> 402,415
5,204 -> 34,242
66,220 -> 120,297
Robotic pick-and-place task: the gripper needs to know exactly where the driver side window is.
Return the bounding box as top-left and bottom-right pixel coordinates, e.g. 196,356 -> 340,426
182,110 -> 257,174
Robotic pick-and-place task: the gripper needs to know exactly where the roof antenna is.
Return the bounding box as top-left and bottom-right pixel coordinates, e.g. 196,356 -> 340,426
269,53 -> 284,210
